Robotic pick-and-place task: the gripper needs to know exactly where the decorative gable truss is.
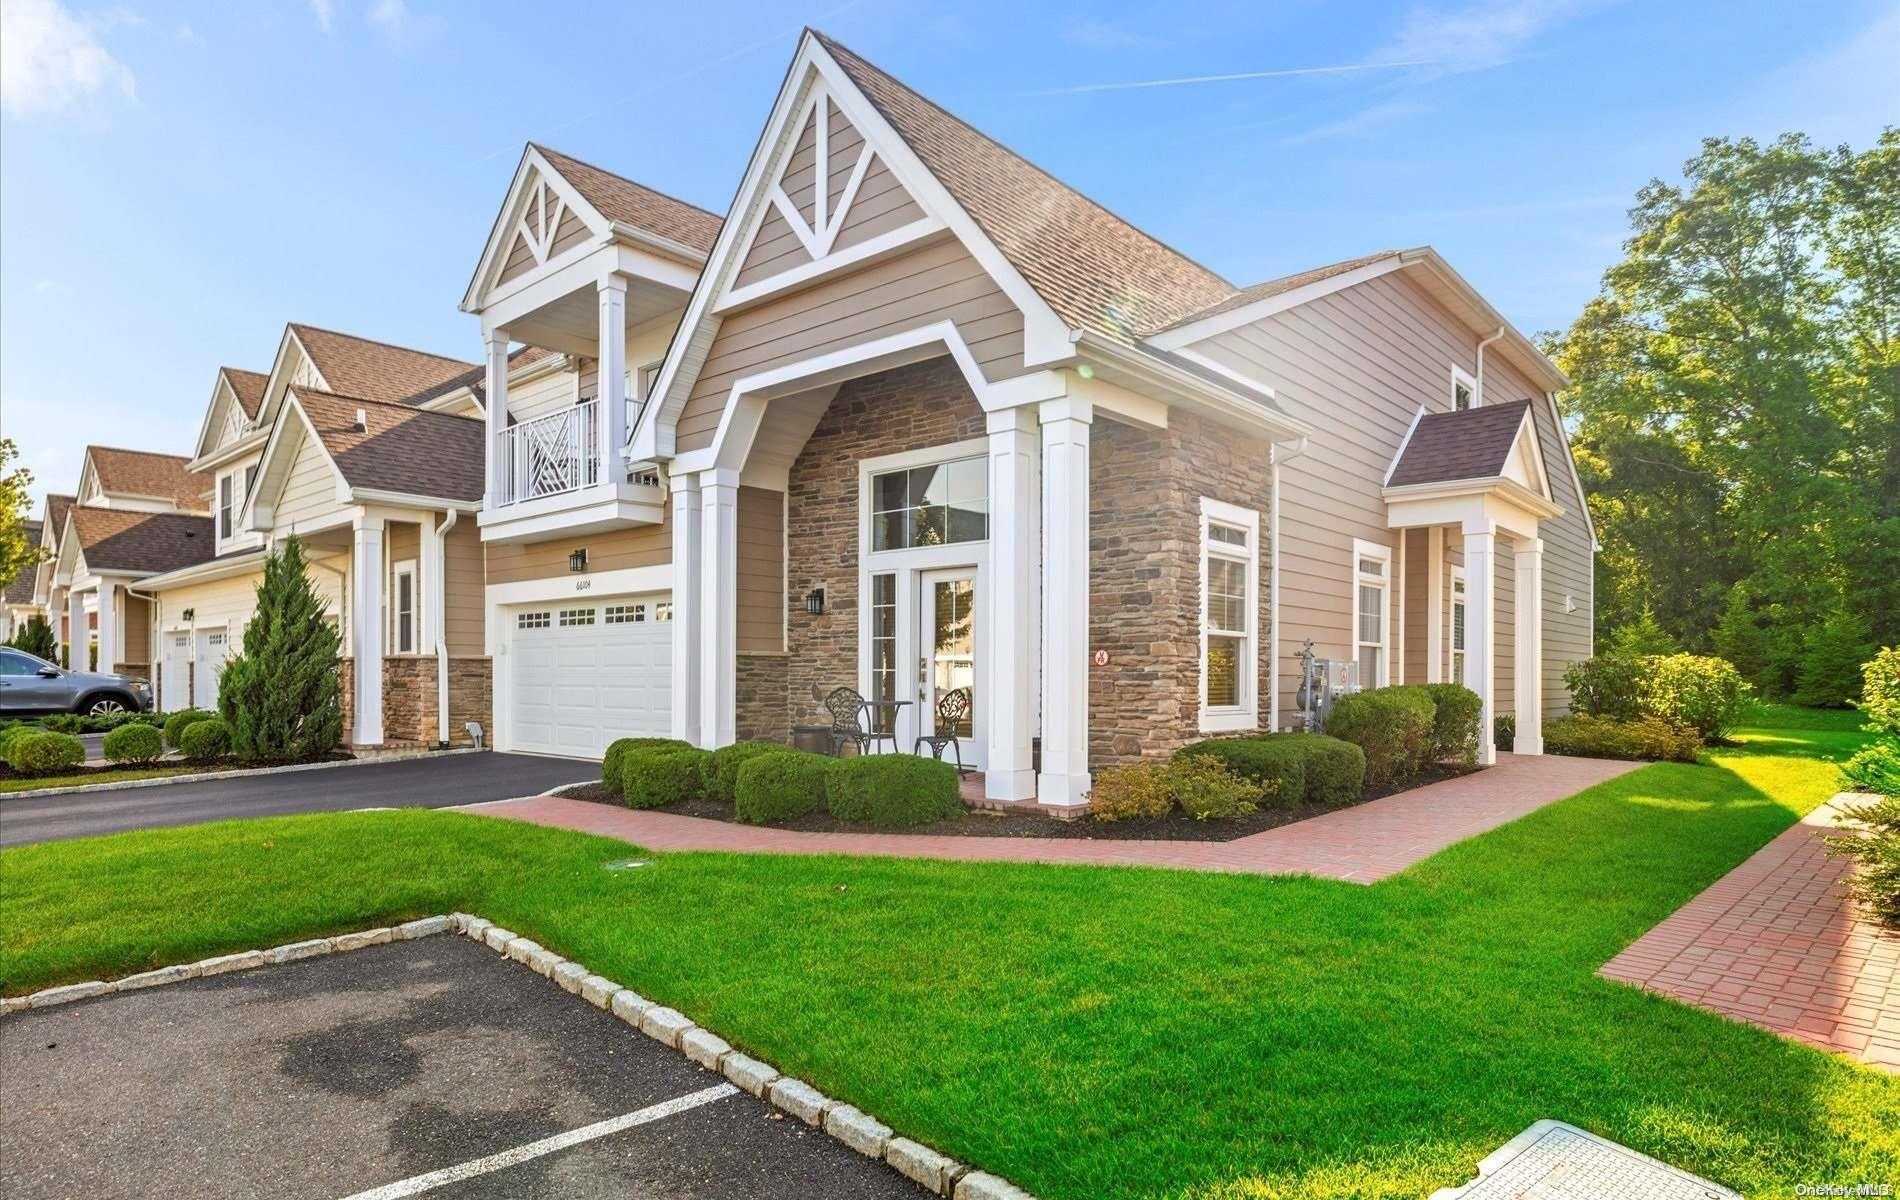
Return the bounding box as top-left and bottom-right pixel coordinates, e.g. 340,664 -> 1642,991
497,172 -> 592,288
461,149 -> 614,317
192,373 -> 253,462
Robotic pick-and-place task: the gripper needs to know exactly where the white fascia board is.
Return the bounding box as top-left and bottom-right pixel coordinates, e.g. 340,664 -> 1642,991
1384,405 -> 1428,487
189,428 -> 269,475
348,488 -> 482,513
139,552 -> 268,592
1147,255 -> 1406,351
1075,332 -> 1310,442
1544,389 -> 1598,547
462,144 -> 614,315
1403,248 -> 1569,393
606,221 -> 711,269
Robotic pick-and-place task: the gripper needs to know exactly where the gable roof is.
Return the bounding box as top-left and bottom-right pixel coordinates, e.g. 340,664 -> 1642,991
1153,252 -> 1396,333
86,447 -> 211,512
3,521 -> 41,603
68,507 -> 216,576
221,367 -> 270,419
530,144 -> 723,255
814,31 -> 1233,345
287,325 -> 478,408
1387,401 -> 1535,488
288,388 -> 486,503
42,494 -> 74,542
409,345 -> 562,409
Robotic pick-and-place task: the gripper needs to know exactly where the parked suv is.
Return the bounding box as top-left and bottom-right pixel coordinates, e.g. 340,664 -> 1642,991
0,648 -> 152,715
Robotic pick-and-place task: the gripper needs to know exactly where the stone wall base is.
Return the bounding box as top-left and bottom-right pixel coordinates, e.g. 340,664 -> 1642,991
379,656 -> 494,747
736,653 -> 790,744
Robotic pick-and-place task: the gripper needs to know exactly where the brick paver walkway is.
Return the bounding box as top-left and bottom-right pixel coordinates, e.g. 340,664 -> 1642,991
1600,794 -> 1899,1071
468,752 -> 1637,884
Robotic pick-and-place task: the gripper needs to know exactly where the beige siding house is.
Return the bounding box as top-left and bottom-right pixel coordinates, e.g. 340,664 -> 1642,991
453,29 -> 1594,798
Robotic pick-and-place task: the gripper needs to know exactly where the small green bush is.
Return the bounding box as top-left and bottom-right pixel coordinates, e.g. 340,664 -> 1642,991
1495,713 -> 1516,752
1176,738 -> 1303,807
177,718 -> 232,761
1641,654 -> 1751,740
1859,647 -> 1900,739
1544,714 -> 1700,763
1421,683 -> 1482,766
709,740 -> 791,804
825,754 -> 962,828
733,750 -> 836,824
1842,741 -> 1900,798
1088,760 -> 1176,821
1298,735 -> 1367,805
40,713 -> 83,735
1564,655 -> 1645,720
1831,794 -> 1900,928
0,724 -> 31,759
102,723 -> 164,765
603,736 -> 689,788
164,708 -> 216,749
1170,755 -> 1265,820
1325,686 -> 1435,788
5,731 -> 84,776
621,745 -> 710,809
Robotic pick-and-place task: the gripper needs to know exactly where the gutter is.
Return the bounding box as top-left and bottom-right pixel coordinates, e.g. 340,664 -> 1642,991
1475,326 -> 1505,404
1071,330 -> 1313,443
1268,437 -> 1309,733
432,509 -> 458,747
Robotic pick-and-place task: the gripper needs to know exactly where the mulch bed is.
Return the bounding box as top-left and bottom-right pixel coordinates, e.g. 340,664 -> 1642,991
558,763 -> 1483,842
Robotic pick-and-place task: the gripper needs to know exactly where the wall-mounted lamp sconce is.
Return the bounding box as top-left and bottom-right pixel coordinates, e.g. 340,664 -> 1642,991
804,587 -> 825,616
568,549 -> 588,574
181,608 -> 195,622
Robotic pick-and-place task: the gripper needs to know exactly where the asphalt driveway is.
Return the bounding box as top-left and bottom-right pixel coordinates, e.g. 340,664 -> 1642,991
0,935 -> 927,1199
0,752 -> 593,848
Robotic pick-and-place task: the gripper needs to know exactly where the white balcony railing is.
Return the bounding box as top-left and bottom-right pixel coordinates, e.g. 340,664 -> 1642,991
496,400 -> 599,506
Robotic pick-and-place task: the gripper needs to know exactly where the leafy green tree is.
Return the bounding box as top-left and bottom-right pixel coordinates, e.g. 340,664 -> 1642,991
6,613 -> 58,661
1792,606 -> 1876,708
1711,584 -> 1772,692
0,439 -> 45,590
216,537 -> 342,761
1603,605 -> 1679,657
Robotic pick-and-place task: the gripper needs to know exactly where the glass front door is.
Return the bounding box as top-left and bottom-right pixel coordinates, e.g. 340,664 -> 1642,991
918,569 -> 978,766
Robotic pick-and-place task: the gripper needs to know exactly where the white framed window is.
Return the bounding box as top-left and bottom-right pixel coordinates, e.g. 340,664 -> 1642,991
604,604 -> 641,624
1353,537 -> 1392,689
1199,498 -> 1260,732
516,610 -> 551,630
390,560 -> 417,654
1452,365 -> 1478,411
559,607 -> 596,627
1450,566 -> 1469,687
653,601 -> 672,622
869,455 -> 988,550
218,472 -> 237,541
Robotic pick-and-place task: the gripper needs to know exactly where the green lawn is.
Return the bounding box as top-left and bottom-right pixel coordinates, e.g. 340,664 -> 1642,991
0,765 -> 201,794
2,715 -> 1894,1199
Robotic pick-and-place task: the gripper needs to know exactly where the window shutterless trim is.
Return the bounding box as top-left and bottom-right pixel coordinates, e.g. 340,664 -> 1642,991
1199,497 -> 1260,733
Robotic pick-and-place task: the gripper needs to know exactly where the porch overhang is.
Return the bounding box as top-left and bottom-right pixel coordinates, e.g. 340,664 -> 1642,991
476,480 -> 667,544
1382,477 -> 1562,539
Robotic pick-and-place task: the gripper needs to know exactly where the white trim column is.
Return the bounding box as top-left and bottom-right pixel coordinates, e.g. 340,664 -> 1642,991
670,471 -> 703,746
96,583 -> 118,674
1513,535 -> 1545,756
66,590 -> 84,670
484,330 -> 510,506
1426,527 -> 1444,683
351,517 -> 386,745
985,408 -> 1038,802
1465,520 -> 1496,765
1037,396 -> 1092,807
597,272 -> 629,484
698,468 -> 738,749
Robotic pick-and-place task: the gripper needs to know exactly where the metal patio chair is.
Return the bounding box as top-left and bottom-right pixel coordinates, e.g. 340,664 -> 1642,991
913,686 -> 972,774
823,686 -> 895,756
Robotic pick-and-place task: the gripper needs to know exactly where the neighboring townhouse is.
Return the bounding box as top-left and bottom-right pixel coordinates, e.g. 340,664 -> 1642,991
461,30 -> 1594,801
46,448 -> 211,676
28,494 -> 74,655
1,520 -> 41,640
141,325 -> 493,747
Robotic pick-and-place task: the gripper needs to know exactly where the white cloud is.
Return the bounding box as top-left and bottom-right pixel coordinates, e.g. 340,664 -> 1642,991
1033,60 -> 1434,97
1281,98 -> 1427,145
0,0 -> 137,119
368,0 -> 407,37
1374,0 -> 1603,77
310,0 -> 334,33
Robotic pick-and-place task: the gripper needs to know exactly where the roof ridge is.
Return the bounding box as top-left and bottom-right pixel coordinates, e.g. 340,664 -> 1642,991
287,323 -> 477,370
809,29 -> 1234,293
87,445 -> 193,462
290,385 -> 482,423
529,142 -> 724,222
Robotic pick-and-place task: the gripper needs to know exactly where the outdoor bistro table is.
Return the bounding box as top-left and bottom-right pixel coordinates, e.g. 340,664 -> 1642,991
860,699 -> 910,754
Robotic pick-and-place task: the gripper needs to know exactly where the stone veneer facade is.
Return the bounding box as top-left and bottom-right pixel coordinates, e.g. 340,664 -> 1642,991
380,657 -> 494,747
736,653 -> 790,744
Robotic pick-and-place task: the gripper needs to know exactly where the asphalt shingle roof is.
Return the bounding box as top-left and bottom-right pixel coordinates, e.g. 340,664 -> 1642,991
69,507 -> 216,575
3,521 -> 41,603
289,388 -> 486,503
290,325 -> 478,408
222,367 -> 269,419
1387,401 -> 1534,488
87,447 -> 211,513
532,144 -> 723,255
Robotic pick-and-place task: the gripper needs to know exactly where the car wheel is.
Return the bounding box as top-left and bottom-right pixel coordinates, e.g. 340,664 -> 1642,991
85,695 -> 128,716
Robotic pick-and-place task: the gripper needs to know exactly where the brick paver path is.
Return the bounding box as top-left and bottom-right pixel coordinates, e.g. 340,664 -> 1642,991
468,752 -> 1637,884
1600,794 -> 1899,1071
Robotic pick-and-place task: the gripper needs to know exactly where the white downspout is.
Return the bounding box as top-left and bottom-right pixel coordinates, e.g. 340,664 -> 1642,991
433,509 -> 458,747
1475,326 -> 1505,404
1268,436 -> 1308,733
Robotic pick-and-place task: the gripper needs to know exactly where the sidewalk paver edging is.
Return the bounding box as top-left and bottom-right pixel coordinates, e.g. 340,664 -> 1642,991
0,911 -> 1034,1199
0,747 -> 481,801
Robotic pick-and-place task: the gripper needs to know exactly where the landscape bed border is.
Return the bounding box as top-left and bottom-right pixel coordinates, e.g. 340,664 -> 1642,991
0,747 -> 480,800
0,910 -> 1035,1200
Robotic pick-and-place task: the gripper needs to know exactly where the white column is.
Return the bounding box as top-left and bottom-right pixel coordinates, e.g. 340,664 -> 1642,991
1426,526 -> 1444,683
66,590 -> 84,670
597,272 -> 629,485
351,518 -> 386,745
96,583 -> 118,674
985,408 -> 1038,801
1465,521 -> 1496,765
483,330 -> 510,506
698,468 -> 738,749
1037,397 -> 1092,806
1513,535 -> 1545,756
670,471 -> 703,746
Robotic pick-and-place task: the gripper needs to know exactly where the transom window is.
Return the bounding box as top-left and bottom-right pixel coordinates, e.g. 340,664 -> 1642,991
1199,498 -> 1260,732
604,604 -> 642,624
517,611 -> 551,630
1353,539 -> 1392,689
870,457 -> 986,551
559,608 -> 595,627
1451,569 -> 1469,687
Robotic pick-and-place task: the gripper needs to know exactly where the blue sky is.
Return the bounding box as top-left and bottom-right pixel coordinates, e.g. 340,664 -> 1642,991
2,0 -> 1895,504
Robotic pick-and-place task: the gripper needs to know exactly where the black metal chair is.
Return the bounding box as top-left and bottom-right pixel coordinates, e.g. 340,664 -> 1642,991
913,686 -> 973,774
824,686 -> 878,757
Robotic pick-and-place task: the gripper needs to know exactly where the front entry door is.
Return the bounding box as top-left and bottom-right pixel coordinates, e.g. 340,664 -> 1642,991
916,568 -> 980,769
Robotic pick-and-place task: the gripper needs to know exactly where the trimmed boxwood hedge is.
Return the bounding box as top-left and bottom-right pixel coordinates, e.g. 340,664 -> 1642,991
1176,732 -> 1366,807
6,730 -> 85,776
603,737 -> 689,788
102,722 -> 165,765
1420,682 -> 1483,766
733,750 -> 838,824
708,740 -> 791,804
621,745 -> 711,809
1324,685 -> 1436,788
824,754 -> 963,829
164,709 -> 216,750
177,718 -> 231,761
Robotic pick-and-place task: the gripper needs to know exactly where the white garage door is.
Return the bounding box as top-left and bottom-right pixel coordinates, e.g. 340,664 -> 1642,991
194,628 -> 229,710
160,632 -> 192,712
507,595 -> 672,759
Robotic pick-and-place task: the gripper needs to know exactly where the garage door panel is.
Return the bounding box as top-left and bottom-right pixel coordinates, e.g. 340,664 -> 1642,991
507,595 -> 672,759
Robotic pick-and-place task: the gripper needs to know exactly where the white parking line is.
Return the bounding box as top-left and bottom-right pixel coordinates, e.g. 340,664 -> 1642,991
336,1083 -> 738,1199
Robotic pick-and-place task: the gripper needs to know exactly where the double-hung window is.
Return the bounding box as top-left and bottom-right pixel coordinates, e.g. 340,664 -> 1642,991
391,560 -> 417,654
1199,498 -> 1259,732
1352,538 -> 1392,689
1450,567 -> 1468,687
218,473 -> 236,542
